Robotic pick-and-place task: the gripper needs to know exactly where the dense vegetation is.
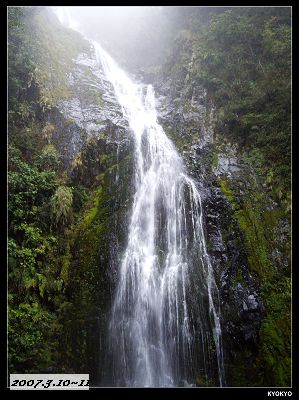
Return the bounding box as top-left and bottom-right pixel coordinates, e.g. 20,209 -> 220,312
8,6 -> 92,373
162,7 -> 291,204
8,6 -> 291,386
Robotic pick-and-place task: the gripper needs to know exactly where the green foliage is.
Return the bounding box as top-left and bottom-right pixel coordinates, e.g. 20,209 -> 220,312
8,7 -> 39,117
8,151 -> 57,227
41,123 -> 55,144
72,185 -> 89,212
8,7 -> 89,374
50,186 -> 73,227
8,6 -> 90,115
8,301 -> 60,373
189,8 -> 291,199
36,144 -> 61,171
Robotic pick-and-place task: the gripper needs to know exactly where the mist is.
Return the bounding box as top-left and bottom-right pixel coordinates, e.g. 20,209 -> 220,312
50,6 -> 172,74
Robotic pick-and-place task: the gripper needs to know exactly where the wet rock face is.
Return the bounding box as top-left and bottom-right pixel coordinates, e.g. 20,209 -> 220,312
204,183 -> 264,358
202,186 -> 264,381
44,47 -> 130,172
154,77 -> 264,384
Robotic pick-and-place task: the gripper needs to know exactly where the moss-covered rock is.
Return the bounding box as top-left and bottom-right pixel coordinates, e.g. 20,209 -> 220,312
217,164 -> 291,386
155,62 -> 290,386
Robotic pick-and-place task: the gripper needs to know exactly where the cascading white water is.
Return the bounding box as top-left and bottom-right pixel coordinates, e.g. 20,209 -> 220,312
53,7 -> 225,387
94,44 -> 225,387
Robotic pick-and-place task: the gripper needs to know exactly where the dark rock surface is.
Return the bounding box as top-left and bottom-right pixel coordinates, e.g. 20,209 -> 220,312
154,76 -> 265,385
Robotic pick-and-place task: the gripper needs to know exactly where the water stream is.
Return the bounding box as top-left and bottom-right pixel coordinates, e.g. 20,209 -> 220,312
95,44 -> 225,388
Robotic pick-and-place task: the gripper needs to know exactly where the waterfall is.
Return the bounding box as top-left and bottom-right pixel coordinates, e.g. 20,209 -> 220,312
52,7 -> 225,387
93,44 -> 226,387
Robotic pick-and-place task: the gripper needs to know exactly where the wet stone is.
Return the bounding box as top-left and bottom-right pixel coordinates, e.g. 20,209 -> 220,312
247,294 -> 259,311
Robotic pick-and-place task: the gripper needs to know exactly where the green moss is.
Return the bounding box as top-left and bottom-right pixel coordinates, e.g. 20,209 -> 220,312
72,180 -> 110,275
65,117 -> 73,126
235,208 -> 272,281
93,91 -> 105,108
229,348 -> 261,387
220,175 -> 277,282
258,277 -> 291,386
219,176 -> 234,202
83,201 -> 99,226
211,151 -> 219,171
31,9 -> 91,108
60,240 -> 71,283
231,269 -> 246,287
219,174 -> 291,386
